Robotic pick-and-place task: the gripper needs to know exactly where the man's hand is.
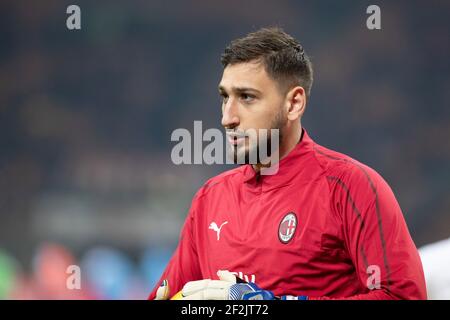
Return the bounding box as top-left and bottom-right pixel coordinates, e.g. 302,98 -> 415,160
154,271 -> 308,300
180,270 -> 275,300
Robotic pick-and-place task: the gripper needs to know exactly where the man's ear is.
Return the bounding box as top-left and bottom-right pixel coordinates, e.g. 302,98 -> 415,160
285,86 -> 306,121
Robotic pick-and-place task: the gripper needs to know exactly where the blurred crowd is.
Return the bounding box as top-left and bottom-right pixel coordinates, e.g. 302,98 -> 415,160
0,1 -> 449,299
0,242 -> 173,299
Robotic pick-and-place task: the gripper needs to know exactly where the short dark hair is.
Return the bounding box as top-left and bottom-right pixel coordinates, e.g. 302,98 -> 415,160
221,27 -> 313,98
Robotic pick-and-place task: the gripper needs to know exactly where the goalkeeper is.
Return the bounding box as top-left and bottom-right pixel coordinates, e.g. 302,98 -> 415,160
149,27 -> 426,300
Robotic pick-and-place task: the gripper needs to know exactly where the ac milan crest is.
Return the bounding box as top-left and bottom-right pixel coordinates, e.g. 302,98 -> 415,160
278,212 -> 297,244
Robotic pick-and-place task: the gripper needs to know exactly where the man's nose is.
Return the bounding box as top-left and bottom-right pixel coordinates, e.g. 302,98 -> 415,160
221,99 -> 240,128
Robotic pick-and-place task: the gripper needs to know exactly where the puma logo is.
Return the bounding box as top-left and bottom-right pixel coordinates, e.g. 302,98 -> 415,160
209,221 -> 228,241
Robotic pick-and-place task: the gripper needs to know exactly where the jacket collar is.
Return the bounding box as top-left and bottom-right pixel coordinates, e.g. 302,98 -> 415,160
242,128 -> 315,190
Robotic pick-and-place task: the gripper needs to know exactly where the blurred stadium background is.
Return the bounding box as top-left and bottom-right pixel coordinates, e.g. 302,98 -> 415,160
0,0 -> 449,299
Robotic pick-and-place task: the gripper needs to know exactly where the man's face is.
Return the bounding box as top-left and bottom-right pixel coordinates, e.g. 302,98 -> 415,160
219,61 -> 286,163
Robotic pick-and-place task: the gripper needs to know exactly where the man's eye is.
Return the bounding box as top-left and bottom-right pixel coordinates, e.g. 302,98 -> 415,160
241,93 -> 255,102
221,95 -> 229,103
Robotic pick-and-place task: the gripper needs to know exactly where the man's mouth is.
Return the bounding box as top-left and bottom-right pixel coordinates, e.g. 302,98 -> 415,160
226,131 -> 246,146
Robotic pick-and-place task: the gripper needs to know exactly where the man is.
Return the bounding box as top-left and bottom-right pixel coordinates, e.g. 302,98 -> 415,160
149,27 -> 426,300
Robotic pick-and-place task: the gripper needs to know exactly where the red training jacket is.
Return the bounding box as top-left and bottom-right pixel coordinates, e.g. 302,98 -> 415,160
149,129 -> 426,300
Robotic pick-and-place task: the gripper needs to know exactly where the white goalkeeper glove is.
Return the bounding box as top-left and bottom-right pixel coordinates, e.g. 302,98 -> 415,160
180,270 -> 275,300
155,279 -> 170,300
155,271 -> 308,300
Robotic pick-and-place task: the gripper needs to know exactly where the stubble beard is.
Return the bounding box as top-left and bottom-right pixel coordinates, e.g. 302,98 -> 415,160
229,109 -> 285,165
